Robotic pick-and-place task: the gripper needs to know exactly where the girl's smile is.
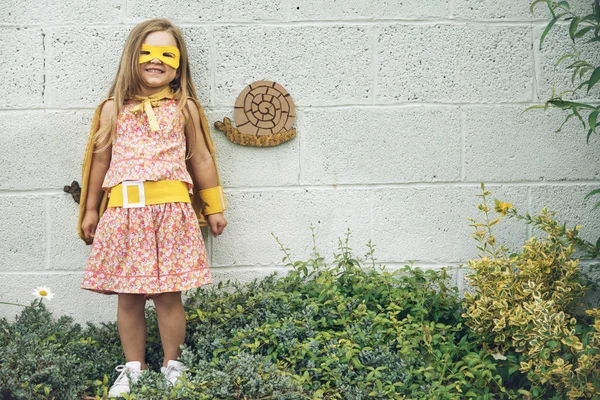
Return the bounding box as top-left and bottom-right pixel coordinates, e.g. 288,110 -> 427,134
138,31 -> 179,96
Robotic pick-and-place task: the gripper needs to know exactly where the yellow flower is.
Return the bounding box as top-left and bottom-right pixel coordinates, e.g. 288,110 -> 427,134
495,201 -> 513,216
32,286 -> 54,300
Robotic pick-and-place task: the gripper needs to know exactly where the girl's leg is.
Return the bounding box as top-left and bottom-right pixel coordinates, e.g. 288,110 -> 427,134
117,293 -> 147,368
153,291 -> 186,366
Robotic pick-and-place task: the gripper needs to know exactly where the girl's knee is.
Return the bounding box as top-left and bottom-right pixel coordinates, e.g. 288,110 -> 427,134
118,293 -> 146,311
153,291 -> 183,311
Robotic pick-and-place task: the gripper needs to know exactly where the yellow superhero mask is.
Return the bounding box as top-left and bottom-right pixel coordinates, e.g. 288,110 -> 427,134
138,44 -> 180,69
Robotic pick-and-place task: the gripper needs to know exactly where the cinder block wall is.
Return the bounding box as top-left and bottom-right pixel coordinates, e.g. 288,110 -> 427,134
1,1 -> 599,323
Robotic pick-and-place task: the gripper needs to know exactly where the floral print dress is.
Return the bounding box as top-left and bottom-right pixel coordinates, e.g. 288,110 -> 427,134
81,99 -> 211,294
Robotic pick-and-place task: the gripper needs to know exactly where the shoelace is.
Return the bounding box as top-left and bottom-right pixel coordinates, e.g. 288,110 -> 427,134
164,364 -> 188,381
113,365 -> 141,385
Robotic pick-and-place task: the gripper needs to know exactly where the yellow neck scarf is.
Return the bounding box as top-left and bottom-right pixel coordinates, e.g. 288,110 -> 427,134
130,87 -> 174,132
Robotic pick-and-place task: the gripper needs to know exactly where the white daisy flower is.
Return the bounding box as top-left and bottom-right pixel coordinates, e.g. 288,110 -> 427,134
32,286 -> 55,300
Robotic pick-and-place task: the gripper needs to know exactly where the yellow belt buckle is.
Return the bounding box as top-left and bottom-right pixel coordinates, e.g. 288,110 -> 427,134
122,181 -> 145,208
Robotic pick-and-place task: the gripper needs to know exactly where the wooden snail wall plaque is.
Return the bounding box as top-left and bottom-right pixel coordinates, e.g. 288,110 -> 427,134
215,80 -> 296,147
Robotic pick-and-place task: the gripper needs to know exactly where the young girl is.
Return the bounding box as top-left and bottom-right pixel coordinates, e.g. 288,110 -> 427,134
77,19 -> 227,397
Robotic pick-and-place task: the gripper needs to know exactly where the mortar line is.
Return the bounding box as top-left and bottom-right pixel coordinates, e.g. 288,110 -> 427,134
0,189 -> 65,196
209,26 -> 216,106
8,101 -> 600,113
527,186 -> 533,238
369,190 -> 374,243
206,228 -> 213,267
0,271 -> 84,276
214,180 -> 600,191
44,196 -> 51,270
13,259 -> 600,275
41,28 -> 46,106
0,19 -> 550,29
0,265 -> 288,275
460,106 -> 465,181
297,107 -> 303,185
530,22 -> 539,102
208,261 -> 466,270
0,261 -> 506,275
2,181 -> 600,197
370,25 -> 379,105
208,265 -> 289,271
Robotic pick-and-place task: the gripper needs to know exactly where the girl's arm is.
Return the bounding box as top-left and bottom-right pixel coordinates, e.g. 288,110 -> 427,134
185,99 -> 227,237
81,100 -> 113,242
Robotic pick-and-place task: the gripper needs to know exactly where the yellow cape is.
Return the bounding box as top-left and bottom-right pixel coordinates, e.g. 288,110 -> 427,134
77,98 -> 221,244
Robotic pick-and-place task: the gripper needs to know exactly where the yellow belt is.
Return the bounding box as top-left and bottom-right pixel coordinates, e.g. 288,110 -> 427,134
108,180 -> 190,208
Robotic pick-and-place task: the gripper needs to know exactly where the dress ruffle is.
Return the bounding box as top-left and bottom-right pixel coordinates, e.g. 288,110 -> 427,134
82,203 -> 211,294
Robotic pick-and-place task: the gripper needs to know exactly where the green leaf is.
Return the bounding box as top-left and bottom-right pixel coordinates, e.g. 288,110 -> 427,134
571,107 -> 585,127
587,66 -> 600,92
587,36 -> 600,43
558,1 -> 570,9
575,25 -> 594,38
547,99 -> 596,110
584,188 -> 600,200
556,113 -> 576,133
540,17 -> 558,49
576,80 -> 590,91
530,0 -> 546,14
580,67 -> 593,80
589,110 -> 599,131
508,365 -> 520,375
555,52 -> 576,67
547,0 -> 556,18
565,60 -> 592,69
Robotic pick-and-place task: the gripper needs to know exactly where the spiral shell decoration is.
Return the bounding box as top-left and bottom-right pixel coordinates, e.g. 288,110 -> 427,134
215,80 -> 296,147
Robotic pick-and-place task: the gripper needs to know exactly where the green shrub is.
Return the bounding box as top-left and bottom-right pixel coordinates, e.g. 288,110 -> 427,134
5,200 -> 599,399
0,303 -> 116,399
462,184 -> 600,399
154,231 -> 515,399
1,230 -> 516,399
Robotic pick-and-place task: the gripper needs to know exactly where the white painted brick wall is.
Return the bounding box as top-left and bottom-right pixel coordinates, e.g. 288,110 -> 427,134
300,106 -> 461,184
0,111 -> 91,189
0,28 -> 44,108
214,25 -> 372,106
463,105 -> 600,181
1,0 -> 599,323
377,25 -> 533,103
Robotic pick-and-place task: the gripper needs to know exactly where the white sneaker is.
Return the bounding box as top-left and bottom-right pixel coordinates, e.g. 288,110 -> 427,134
160,360 -> 188,385
108,361 -> 143,398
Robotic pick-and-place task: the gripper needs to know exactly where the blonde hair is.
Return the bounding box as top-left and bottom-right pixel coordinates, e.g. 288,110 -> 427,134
95,19 -> 199,152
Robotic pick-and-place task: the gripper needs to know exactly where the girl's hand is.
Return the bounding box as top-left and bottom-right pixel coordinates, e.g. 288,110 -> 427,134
82,210 -> 100,243
207,213 -> 227,237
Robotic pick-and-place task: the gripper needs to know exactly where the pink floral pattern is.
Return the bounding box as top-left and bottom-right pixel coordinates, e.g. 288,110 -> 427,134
102,99 -> 193,190
82,100 -> 211,294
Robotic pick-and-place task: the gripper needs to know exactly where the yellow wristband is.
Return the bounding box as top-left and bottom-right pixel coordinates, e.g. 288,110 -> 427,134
199,186 -> 225,215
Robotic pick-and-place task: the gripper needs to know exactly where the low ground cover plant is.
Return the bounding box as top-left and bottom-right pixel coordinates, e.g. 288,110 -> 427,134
1,186 -> 599,399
